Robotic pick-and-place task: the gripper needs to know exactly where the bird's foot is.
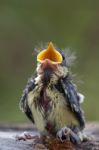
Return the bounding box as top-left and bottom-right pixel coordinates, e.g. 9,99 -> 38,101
78,132 -> 93,142
57,126 -> 81,144
15,131 -> 39,141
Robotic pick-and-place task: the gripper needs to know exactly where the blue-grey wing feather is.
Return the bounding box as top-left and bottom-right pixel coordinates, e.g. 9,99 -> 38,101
60,77 -> 85,129
20,77 -> 36,123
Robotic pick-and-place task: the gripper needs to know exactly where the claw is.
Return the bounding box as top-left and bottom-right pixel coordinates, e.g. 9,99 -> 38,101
70,131 -> 81,144
78,132 -> 93,142
15,131 -> 37,141
57,127 -> 81,144
57,127 -> 71,142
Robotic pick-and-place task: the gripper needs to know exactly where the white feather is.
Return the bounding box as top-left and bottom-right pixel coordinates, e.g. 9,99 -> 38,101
78,93 -> 85,103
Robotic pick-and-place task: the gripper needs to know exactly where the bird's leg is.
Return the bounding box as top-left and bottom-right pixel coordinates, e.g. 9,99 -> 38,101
16,131 -> 39,141
57,126 -> 81,144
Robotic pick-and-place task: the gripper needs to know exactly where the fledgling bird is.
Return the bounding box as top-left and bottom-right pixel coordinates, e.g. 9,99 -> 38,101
19,42 -> 86,144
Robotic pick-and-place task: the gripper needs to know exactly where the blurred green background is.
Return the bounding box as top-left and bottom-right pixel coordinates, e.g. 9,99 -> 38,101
0,0 -> 99,123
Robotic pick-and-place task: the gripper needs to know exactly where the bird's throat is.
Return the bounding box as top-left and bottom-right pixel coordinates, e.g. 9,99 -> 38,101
39,88 -> 51,112
42,68 -> 53,85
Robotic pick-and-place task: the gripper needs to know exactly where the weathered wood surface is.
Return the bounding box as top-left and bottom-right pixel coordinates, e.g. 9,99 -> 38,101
0,123 -> 99,150
0,123 -> 38,150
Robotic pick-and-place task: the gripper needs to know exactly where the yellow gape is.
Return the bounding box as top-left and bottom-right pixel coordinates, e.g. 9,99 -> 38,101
37,42 -> 63,64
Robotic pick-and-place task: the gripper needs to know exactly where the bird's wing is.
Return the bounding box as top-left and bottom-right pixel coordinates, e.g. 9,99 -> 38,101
60,77 -> 85,129
19,77 -> 36,123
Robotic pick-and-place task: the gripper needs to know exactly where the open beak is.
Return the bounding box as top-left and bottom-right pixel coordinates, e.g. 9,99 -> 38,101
37,42 -> 63,64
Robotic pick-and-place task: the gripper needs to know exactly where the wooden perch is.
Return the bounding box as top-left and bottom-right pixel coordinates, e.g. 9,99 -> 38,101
0,123 -> 99,150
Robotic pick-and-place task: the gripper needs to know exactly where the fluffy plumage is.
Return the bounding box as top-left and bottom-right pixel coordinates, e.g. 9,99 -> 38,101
20,44 -> 85,142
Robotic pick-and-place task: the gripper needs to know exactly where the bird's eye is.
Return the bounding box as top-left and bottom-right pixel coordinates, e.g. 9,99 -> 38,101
62,55 -> 65,60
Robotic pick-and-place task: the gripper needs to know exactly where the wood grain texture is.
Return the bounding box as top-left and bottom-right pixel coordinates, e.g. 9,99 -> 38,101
0,123 -> 99,150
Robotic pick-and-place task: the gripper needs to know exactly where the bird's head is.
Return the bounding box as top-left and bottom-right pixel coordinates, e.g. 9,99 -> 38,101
36,42 -> 69,83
